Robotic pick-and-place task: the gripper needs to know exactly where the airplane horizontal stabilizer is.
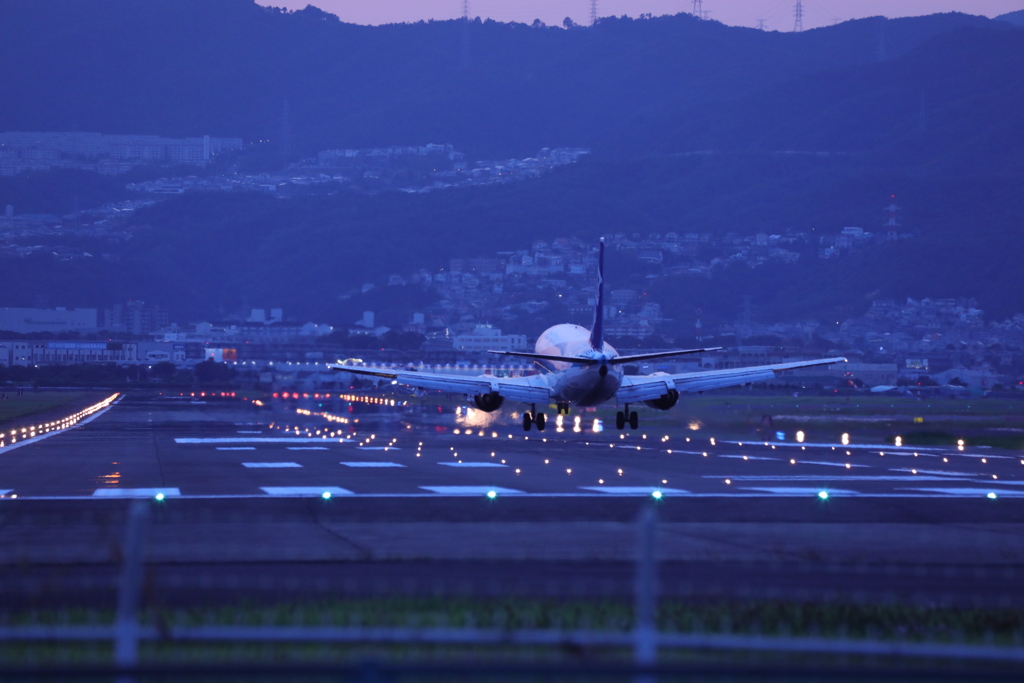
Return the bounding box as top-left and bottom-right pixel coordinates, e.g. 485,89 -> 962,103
487,350 -> 599,365
609,347 -> 722,365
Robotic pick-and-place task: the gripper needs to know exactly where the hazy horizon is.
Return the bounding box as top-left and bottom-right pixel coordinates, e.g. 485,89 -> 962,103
256,0 -> 1023,32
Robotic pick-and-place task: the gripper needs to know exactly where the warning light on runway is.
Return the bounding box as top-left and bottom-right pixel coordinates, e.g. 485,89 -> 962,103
796,431 -> 805,443
958,439 -> 965,451
818,491 -> 829,500
895,436 -> 903,447
841,433 -> 850,446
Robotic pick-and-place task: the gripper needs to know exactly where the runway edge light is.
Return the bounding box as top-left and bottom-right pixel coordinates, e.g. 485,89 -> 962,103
818,490 -> 829,500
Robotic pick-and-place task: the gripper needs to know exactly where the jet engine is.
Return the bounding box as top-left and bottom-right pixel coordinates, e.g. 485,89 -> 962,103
472,392 -> 505,412
643,389 -> 679,411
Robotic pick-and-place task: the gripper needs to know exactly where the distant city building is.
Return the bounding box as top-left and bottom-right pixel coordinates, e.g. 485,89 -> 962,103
0,307 -> 97,334
452,325 -> 528,353
0,131 -> 242,176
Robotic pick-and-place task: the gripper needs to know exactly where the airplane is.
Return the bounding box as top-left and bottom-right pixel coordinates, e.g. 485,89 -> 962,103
329,239 -> 846,431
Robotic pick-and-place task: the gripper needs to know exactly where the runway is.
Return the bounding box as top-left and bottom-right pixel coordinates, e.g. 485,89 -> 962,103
0,392 -> 1020,501
1,393 -> 1024,606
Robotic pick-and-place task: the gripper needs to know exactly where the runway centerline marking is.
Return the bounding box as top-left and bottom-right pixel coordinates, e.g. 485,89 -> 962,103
579,486 -> 689,495
217,447 -> 256,451
740,487 -> 862,496
420,486 -> 523,495
93,488 -> 181,498
260,486 -> 353,497
176,438 -> 353,444
288,447 -> 329,451
704,475 -> 977,482
901,487 -> 1024,497
243,462 -> 301,468
341,461 -> 405,468
438,462 -> 507,468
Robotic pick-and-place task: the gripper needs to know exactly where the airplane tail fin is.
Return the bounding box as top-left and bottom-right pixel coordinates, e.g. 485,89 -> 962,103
589,239 -> 605,352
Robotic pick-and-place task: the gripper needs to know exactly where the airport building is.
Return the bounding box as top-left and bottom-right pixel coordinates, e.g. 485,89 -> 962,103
0,340 -> 198,367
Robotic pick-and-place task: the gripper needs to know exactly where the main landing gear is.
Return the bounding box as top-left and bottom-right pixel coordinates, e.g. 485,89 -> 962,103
523,405 -> 547,432
616,404 -> 639,430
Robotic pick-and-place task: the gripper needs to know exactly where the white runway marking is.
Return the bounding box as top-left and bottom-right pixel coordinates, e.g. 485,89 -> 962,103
260,486 -> 353,496
740,487 -> 861,496
900,487 -> 1024,497
437,461 -> 508,468
242,462 -> 301,468
420,486 -> 523,495
93,488 -> 181,498
705,475 -> 975,482
287,447 -> 329,451
579,486 -> 690,495
217,447 -> 256,451
176,438 -> 353,444
720,440 -> 940,452
719,455 -> 778,461
799,460 -> 870,468
341,462 -> 405,468
892,468 -> 980,477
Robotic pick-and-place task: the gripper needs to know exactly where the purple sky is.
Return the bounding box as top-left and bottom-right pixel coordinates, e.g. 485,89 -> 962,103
257,1 -> 1022,31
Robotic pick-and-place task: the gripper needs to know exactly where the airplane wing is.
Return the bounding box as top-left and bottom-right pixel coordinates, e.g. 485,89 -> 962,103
328,364 -> 552,404
615,357 -> 847,403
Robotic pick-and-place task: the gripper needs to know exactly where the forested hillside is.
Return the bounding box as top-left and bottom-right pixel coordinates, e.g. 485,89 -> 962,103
1,1 -> 1022,331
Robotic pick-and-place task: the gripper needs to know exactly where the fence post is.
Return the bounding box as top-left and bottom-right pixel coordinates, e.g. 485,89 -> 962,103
634,503 -> 658,668
114,500 -> 150,671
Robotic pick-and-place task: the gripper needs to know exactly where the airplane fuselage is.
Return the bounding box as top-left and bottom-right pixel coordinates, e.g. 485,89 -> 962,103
534,323 -> 622,407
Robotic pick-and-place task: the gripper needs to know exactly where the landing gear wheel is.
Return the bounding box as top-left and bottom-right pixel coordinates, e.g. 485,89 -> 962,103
616,411 -> 626,430
535,412 -> 547,431
523,412 -> 533,432
629,411 -> 639,430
